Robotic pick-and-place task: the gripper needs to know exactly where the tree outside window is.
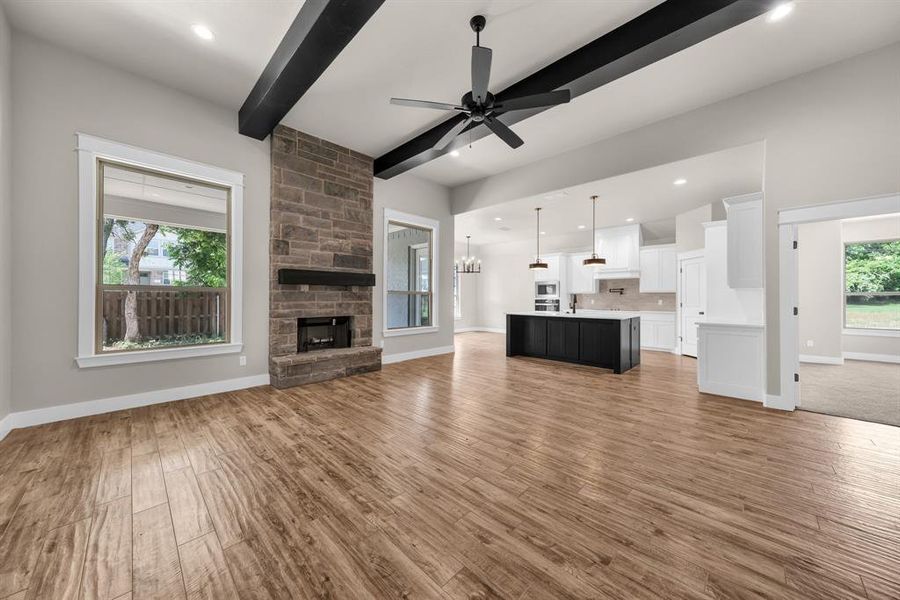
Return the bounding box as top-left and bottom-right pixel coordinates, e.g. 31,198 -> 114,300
844,239 -> 900,330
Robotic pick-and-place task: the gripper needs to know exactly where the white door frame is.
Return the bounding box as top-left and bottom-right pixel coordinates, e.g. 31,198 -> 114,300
777,193 -> 900,410
676,249 -> 705,356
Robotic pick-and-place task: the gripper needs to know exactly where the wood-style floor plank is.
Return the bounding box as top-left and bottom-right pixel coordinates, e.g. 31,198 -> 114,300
81,496 -> 132,600
0,333 -> 897,600
24,517 -> 91,600
132,504 -> 185,600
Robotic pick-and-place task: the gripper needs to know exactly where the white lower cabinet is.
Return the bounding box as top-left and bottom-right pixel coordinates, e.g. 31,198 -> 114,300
697,322 -> 765,402
639,312 -> 676,351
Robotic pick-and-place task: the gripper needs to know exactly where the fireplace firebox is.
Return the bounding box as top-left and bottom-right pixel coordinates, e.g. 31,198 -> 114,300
298,316 -> 351,353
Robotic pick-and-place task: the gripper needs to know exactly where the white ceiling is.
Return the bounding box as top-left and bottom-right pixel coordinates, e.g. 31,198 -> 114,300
2,0 -> 302,111
455,142 -> 765,245
4,1 -> 900,189
104,165 -> 227,214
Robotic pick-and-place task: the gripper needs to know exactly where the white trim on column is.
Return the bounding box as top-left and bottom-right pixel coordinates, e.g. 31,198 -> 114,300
75,133 -> 245,368
0,374 -> 269,440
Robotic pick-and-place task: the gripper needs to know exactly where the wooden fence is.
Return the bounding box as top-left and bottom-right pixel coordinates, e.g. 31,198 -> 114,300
101,288 -> 227,342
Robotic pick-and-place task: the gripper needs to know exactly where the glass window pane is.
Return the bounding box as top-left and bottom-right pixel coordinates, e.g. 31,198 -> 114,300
386,220 -> 433,330
98,161 -> 230,352
99,288 -> 227,351
844,240 -> 900,330
101,163 -> 228,288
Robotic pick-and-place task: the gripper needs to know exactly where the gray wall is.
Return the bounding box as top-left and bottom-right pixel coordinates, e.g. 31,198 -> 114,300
0,5 -> 11,425
451,43 -> 900,396
374,174 -> 455,357
798,221 -> 844,360
675,204 -> 712,253
10,32 -> 270,412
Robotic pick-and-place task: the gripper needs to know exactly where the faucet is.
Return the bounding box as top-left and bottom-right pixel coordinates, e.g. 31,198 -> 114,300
569,294 -> 578,314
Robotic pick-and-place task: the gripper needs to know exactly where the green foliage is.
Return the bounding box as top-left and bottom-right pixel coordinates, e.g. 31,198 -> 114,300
103,251 -> 128,284
163,227 -> 228,288
105,333 -> 225,351
845,240 -> 900,293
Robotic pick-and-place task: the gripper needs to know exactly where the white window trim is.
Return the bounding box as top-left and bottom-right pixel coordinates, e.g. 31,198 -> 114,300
383,208 -> 439,337
75,133 -> 244,368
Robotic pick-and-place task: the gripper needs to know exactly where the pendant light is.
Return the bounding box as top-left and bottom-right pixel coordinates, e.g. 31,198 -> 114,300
583,195 -> 607,267
529,207 -> 548,269
455,235 -> 481,274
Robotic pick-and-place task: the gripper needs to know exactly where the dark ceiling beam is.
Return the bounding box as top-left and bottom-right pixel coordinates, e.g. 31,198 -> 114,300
374,0 -> 775,179
239,0 -> 385,140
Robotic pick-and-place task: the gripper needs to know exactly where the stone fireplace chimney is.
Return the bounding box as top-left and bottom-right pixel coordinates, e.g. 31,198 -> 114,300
269,125 -> 381,388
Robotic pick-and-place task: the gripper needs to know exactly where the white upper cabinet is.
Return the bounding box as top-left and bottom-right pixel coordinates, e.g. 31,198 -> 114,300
639,244 -> 677,292
533,253 -> 562,282
566,253 -> 597,294
723,192 -> 764,288
593,224 -> 642,279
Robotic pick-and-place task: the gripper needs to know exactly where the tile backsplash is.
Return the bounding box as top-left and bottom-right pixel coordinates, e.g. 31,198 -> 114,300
572,278 -> 675,311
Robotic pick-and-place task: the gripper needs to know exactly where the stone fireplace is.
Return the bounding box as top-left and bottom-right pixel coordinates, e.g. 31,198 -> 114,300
269,125 -> 381,388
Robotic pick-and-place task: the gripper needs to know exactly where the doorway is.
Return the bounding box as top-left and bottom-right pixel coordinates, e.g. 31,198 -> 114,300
778,194 -> 900,415
677,250 -> 706,357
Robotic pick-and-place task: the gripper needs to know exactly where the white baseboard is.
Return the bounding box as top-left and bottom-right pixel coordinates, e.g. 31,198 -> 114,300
382,345 -> 455,365
843,352 -> 900,364
0,373 -> 270,440
699,381 -> 764,403
454,327 -> 505,334
799,354 -> 844,365
0,413 -> 11,443
764,394 -> 795,411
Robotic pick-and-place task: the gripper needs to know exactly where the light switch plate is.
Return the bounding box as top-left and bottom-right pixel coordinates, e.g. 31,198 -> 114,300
239,355 -> 247,366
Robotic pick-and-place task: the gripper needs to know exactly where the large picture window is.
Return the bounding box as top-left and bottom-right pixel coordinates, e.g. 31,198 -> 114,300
98,161 -> 230,352
384,209 -> 439,335
844,239 -> 900,330
76,134 -> 244,367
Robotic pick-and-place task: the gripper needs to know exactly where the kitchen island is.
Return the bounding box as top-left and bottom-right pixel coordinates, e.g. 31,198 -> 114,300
506,311 -> 640,373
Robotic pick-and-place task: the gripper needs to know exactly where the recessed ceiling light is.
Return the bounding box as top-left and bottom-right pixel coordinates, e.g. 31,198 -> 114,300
673,178 -> 687,186
540,231 -> 546,235
191,24 -> 215,41
626,217 -> 635,222
493,217 -> 502,221
449,150 -> 460,157
767,2 -> 794,22
577,225 -> 586,229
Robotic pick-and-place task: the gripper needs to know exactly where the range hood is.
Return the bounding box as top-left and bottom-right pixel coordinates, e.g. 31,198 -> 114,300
593,268 -> 640,281
278,269 -> 375,287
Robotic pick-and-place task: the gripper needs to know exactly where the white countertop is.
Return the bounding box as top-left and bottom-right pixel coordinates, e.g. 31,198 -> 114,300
508,311 -> 640,321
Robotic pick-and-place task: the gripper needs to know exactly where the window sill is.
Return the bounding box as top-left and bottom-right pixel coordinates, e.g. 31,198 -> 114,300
383,326 -> 439,338
842,328 -> 900,338
76,343 -> 243,368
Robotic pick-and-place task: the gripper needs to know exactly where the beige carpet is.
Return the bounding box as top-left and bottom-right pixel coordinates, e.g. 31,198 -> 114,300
800,360 -> 900,426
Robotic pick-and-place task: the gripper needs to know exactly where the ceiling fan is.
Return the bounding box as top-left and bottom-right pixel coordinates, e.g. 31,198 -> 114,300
390,15 -> 571,151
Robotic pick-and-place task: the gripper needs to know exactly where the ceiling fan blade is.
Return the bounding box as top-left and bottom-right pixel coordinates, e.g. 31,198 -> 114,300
471,46 -> 492,105
494,89 -> 571,112
484,116 -> 523,149
434,116 -> 473,150
390,98 -> 466,111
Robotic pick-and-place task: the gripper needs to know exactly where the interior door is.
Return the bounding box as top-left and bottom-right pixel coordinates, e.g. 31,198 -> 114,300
679,255 -> 706,358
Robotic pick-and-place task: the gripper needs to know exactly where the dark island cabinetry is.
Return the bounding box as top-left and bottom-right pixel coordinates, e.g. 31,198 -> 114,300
506,314 -> 640,374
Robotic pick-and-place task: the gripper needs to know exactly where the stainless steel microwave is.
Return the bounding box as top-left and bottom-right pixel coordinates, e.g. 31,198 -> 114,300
535,281 -> 559,298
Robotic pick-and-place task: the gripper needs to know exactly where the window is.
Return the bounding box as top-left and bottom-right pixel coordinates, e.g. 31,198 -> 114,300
844,239 -> 900,330
384,209 -> 439,335
77,134 -> 244,367
453,268 -> 461,320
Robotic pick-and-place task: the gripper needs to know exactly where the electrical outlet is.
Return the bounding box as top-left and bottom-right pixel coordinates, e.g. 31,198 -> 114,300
239,355 -> 247,366
806,340 -> 814,348
657,299 -> 663,305
590,298 -> 595,305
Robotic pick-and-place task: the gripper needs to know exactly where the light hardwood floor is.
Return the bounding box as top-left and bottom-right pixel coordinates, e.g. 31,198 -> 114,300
1,332 -> 898,599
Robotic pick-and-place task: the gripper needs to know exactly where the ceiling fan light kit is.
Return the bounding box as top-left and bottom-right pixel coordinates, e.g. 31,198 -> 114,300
529,207 -> 548,270
583,195 -> 607,267
389,15 -> 571,153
